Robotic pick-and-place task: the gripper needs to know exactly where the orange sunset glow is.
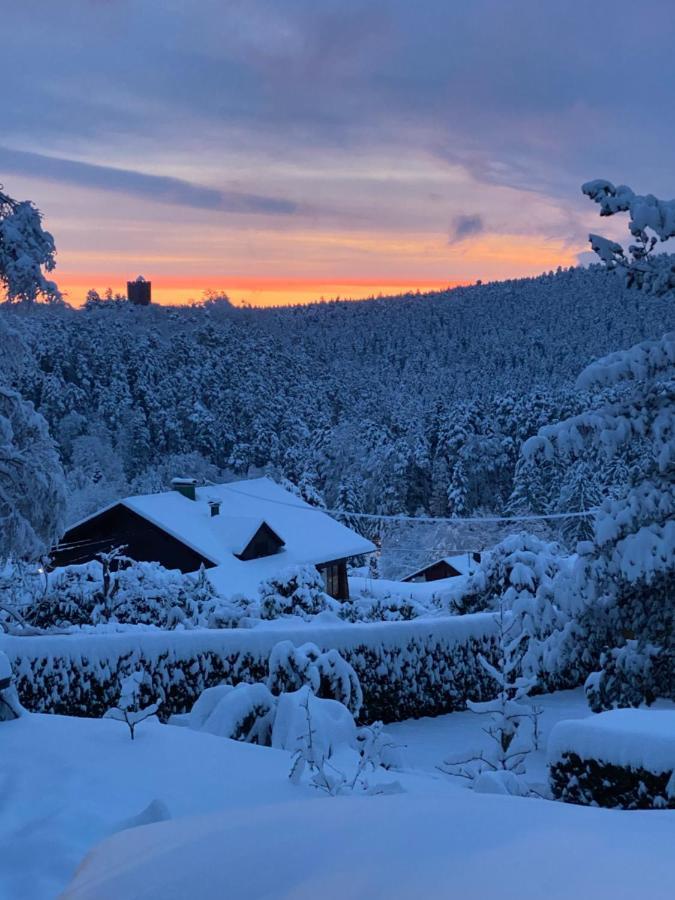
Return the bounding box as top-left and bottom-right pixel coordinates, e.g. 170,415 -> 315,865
53,233 -> 580,307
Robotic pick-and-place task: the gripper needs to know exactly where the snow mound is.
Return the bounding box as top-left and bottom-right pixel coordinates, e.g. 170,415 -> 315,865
547,709 -> 675,774
62,787 -> 675,900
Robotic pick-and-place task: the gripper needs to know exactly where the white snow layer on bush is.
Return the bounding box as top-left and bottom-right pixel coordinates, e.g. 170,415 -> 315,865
0,650 -> 11,683
547,709 -> 675,775
196,682 -> 276,742
0,613 -> 496,681
271,685 -> 356,756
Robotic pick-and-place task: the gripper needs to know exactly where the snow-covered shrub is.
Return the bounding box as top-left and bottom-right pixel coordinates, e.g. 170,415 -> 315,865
267,641 -> 363,717
338,592 -> 425,623
548,709 -> 675,809
5,616 -> 499,722
0,651 -> 23,721
257,565 -> 337,620
355,720 -> 405,772
441,598 -> 538,787
472,769 -> 532,797
284,686 -> 403,796
193,682 -> 277,745
104,670 -> 159,740
585,634 -> 672,713
274,685 -> 356,758
26,560 -> 240,630
452,533 -> 576,690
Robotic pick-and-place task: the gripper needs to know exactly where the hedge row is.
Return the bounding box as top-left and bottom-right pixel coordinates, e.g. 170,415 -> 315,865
0,615 -> 499,724
549,752 -> 675,810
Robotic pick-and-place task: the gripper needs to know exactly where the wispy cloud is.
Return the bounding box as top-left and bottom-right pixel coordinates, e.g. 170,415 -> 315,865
0,146 -> 297,215
450,213 -> 484,243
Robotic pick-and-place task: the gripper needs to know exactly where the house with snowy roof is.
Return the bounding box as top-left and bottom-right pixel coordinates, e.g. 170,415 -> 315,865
51,477 -> 375,600
401,552 -> 481,584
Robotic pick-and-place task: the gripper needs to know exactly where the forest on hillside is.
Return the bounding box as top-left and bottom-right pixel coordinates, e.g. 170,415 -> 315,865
1,265 -> 672,548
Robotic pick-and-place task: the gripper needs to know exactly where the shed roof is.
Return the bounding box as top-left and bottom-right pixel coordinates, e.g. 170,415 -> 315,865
403,553 -> 480,582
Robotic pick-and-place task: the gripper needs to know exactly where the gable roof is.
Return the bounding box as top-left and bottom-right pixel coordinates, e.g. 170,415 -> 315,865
71,478 -> 375,598
403,553 -> 480,582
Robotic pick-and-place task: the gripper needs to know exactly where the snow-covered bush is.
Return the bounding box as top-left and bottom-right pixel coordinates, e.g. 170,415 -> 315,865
451,533 -> 576,689
190,682 -> 277,744
548,709 -> 675,809
104,670 -> 159,740
267,640 -> 363,717
284,686 -> 402,796
25,560 -> 241,630
257,565 -> 337,620
338,592 -> 425,623
5,616 -> 499,722
275,685 -> 356,757
0,187 -> 60,303
355,719 -> 405,772
0,651 -> 23,721
441,597 -> 538,789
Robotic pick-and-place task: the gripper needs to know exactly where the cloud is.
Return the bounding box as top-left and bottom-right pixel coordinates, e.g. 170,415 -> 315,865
450,213 -> 484,243
0,146 -> 297,215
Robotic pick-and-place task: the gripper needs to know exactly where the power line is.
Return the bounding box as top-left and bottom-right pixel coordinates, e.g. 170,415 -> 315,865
222,483 -> 596,525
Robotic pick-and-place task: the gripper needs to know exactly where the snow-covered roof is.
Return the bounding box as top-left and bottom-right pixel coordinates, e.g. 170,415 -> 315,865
403,553 -> 480,581
83,478 -> 375,598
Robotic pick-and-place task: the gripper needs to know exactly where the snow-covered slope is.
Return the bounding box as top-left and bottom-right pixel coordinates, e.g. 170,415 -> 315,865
64,773 -> 675,900
3,694 -> 674,899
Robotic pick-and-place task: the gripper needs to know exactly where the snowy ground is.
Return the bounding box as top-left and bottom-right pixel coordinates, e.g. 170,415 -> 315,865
386,687 -> 596,785
1,691 -> 673,899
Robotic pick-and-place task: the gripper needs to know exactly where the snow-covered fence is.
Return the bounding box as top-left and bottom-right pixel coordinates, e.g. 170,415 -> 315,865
0,615 -> 498,724
548,709 -> 675,810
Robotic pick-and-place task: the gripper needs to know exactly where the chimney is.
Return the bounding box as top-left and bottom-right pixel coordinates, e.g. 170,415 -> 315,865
171,477 -> 198,501
127,276 -> 151,306
208,499 -> 221,517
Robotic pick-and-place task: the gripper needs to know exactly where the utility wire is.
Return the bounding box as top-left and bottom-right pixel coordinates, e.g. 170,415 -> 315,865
221,483 -> 597,525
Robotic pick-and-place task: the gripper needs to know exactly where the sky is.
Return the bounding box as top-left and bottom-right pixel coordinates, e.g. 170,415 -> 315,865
3,0 -> 675,306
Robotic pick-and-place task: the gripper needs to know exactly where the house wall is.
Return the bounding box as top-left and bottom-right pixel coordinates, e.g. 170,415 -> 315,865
51,505 -> 214,573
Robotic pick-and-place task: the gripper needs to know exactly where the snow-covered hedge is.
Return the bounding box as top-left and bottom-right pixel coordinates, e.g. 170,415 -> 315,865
548,710 -> 675,810
0,615 -> 498,723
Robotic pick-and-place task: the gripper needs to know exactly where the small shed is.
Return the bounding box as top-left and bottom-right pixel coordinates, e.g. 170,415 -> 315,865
402,552 -> 481,583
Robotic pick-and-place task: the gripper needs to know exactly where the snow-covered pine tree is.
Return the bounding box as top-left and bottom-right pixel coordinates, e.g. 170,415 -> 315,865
441,596 -> 537,791
582,179 -> 675,295
0,187 -> 60,303
557,461 -> 601,548
523,182 -> 675,709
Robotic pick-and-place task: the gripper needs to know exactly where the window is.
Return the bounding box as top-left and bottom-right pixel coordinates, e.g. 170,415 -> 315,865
322,563 -> 340,598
